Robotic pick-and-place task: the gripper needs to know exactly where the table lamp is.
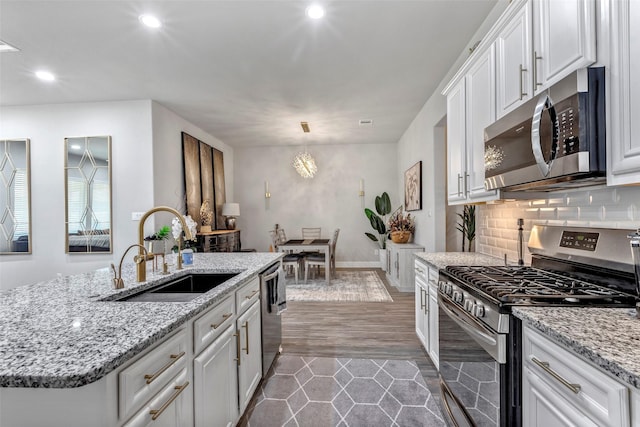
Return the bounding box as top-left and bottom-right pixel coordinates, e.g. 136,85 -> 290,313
222,203 -> 240,230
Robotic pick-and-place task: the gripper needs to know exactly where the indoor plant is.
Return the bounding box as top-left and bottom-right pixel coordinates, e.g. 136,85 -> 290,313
457,204 -> 476,252
144,225 -> 171,254
364,192 -> 391,270
388,206 -> 415,243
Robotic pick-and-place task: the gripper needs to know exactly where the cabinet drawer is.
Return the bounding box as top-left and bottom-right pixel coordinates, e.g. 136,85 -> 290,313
523,327 -> 629,426
193,294 -> 235,355
122,368 -> 191,427
414,260 -> 428,283
236,276 -> 260,315
119,329 -> 188,421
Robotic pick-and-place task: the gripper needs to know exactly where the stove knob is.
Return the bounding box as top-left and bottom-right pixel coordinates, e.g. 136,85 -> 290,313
474,304 -> 485,318
452,291 -> 463,303
464,300 -> 473,312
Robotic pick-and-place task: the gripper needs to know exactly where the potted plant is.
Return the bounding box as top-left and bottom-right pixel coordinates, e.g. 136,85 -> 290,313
388,206 -> 415,243
364,192 -> 391,270
457,204 -> 476,252
144,225 -> 171,254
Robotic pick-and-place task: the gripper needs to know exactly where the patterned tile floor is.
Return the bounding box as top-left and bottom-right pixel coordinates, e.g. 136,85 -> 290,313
246,355 -> 446,427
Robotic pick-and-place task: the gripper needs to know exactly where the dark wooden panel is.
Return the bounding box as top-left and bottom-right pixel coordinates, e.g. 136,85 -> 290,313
199,142 -> 214,228
212,148 -> 226,230
182,133 -> 201,224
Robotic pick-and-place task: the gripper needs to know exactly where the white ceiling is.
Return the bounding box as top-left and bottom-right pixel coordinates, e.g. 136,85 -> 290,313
0,0 -> 497,147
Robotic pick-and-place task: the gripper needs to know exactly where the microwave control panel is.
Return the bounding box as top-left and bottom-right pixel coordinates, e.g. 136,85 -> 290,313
559,231 -> 599,251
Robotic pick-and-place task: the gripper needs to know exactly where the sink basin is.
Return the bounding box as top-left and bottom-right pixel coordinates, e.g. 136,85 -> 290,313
115,273 -> 238,302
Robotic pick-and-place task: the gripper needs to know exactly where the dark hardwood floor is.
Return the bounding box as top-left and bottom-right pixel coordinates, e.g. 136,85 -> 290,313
239,268 -> 441,426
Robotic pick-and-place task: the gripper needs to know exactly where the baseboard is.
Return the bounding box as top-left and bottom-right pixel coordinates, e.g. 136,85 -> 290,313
335,261 -> 381,268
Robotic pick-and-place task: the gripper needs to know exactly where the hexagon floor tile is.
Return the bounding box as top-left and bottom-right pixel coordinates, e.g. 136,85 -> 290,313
247,355 -> 445,427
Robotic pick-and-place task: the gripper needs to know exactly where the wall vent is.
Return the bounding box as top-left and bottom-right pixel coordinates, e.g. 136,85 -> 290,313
359,119 -> 373,126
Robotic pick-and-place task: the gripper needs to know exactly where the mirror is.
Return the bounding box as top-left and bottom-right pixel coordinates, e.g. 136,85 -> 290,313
65,136 -> 112,253
0,139 -> 31,254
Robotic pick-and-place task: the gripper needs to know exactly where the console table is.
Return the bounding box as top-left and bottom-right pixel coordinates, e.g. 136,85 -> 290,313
197,229 -> 241,252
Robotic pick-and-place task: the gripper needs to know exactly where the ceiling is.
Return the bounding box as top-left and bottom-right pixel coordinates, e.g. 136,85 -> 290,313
0,1 -> 497,148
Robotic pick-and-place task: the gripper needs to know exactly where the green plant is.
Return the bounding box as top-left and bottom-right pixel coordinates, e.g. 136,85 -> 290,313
456,205 -> 476,252
145,225 -> 171,241
364,192 -> 391,249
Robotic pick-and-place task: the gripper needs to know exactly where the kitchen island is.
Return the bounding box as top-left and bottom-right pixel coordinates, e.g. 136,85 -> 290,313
0,252 -> 282,426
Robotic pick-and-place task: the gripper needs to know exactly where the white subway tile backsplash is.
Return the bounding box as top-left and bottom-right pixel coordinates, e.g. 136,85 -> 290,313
602,205 -> 631,221
589,188 -> 619,205
578,206 -> 603,221
539,208 -> 556,220
557,207 -> 579,220
547,197 -> 566,206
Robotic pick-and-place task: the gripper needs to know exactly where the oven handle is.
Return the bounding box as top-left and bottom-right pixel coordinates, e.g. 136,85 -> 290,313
439,378 -> 476,427
439,294 -> 506,363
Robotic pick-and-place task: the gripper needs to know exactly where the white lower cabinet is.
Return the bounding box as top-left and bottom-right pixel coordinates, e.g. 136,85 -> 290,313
193,324 -> 239,427
237,299 -> 263,414
388,242 -> 424,291
414,259 -> 439,369
427,273 -> 439,369
523,325 -> 630,427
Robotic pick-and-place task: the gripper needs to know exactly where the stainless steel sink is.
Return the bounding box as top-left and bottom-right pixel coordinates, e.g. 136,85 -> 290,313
114,273 -> 238,302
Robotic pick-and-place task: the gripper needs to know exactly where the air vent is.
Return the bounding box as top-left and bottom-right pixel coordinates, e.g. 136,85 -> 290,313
359,119 -> 373,126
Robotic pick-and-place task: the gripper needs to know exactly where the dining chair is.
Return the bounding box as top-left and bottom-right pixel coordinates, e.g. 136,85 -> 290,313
301,227 -> 321,239
269,230 -> 302,284
304,228 -> 339,283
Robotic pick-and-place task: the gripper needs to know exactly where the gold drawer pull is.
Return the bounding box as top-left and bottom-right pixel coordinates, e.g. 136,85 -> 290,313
245,289 -> 260,299
211,313 -> 232,329
531,357 -> 581,394
144,352 -> 185,384
149,381 -> 189,420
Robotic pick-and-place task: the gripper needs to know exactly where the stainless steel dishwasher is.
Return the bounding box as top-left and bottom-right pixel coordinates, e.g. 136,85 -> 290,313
259,262 -> 284,376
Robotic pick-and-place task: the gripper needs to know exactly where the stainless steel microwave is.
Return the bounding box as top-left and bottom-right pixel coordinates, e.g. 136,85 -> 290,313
484,67 -> 605,192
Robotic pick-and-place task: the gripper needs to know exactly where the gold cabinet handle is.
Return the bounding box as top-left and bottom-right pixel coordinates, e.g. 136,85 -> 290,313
242,321 -> 250,355
211,313 -> 232,329
531,357 -> 581,394
234,331 -> 241,366
245,289 -> 260,299
144,352 -> 185,385
149,381 -> 189,420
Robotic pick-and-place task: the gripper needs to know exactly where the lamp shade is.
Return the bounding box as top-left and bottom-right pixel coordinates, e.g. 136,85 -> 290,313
222,203 -> 240,217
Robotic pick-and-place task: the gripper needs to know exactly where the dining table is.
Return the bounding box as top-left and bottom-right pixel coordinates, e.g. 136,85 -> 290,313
278,238 -> 331,284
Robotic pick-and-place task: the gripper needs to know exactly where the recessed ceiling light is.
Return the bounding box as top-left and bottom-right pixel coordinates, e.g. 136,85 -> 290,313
306,4 -> 325,19
139,14 -> 162,28
0,40 -> 19,53
35,70 -> 55,81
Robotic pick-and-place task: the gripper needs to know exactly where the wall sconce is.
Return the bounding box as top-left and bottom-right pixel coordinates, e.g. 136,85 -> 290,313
265,180 -> 271,199
359,179 -> 365,207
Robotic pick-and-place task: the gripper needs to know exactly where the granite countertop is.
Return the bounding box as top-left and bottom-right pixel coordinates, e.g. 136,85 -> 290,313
514,306 -> 640,389
0,252 -> 282,389
414,252 -> 505,270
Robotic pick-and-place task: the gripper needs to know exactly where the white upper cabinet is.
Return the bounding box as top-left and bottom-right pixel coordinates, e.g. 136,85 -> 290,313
607,0 -> 640,185
496,1 -> 533,116
496,0 -> 596,118
446,79 -> 467,204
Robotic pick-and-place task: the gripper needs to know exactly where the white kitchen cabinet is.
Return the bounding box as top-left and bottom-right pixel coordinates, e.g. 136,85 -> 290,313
607,0 -> 640,185
445,45 -> 499,205
496,0 -> 595,118
237,299 -> 262,414
522,325 -> 630,427
414,259 -> 439,369
427,270 -> 439,369
387,242 -> 424,292
194,324 -> 239,427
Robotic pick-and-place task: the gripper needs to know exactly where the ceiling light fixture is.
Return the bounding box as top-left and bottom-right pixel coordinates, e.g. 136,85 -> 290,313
0,40 -> 19,53
35,70 -> 55,81
293,121 -> 318,179
139,14 -> 162,28
306,4 -> 325,19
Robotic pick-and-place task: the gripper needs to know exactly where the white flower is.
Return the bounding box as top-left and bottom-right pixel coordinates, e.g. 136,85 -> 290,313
171,215 -> 198,241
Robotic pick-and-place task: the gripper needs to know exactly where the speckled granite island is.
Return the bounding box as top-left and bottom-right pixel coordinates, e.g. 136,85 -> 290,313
0,252 -> 282,427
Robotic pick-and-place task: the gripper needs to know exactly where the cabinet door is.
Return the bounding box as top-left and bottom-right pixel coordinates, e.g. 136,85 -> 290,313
414,267 -> 428,350
446,79 -> 467,204
465,45 -> 498,201
428,287 -> 439,369
194,325 -> 239,427
608,0 -> 640,185
237,300 -> 262,414
496,0 -> 533,117
532,0 -> 595,93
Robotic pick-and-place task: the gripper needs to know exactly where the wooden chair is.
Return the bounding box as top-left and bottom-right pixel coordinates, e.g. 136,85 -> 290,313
301,227 -> 321,239
269,230 -> 302,284
304,228 -> 339,283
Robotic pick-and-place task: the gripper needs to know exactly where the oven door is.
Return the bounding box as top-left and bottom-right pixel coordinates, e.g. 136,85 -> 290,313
438,293 -> 512,427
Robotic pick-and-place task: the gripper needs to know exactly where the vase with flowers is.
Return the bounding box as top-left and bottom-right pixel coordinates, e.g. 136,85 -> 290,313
388,207 -> 415,243
171,214 -> 198,265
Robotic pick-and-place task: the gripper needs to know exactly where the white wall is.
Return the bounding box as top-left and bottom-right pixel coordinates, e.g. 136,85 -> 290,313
233,143 -> 398,266
0,100 -> 234,290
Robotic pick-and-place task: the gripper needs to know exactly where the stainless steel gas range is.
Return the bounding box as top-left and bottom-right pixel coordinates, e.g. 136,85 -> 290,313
436,225 -> 639,427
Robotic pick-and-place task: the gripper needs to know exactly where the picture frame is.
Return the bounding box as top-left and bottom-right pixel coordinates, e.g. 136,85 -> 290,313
404,161 -> 422,211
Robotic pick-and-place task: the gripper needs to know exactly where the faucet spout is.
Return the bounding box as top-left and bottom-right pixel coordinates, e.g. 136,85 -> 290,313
137,206 -> 193,282
112,243 -> 149,289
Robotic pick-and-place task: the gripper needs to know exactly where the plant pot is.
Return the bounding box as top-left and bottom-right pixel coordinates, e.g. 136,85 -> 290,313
390,231 -> 411,243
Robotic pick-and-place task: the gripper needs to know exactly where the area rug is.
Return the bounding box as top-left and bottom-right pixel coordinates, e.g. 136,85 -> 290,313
285,270 -> 393,303
246,355 -> 445,427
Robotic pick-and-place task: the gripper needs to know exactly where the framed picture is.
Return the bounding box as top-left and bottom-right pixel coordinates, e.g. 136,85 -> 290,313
404,161 -> 422,211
